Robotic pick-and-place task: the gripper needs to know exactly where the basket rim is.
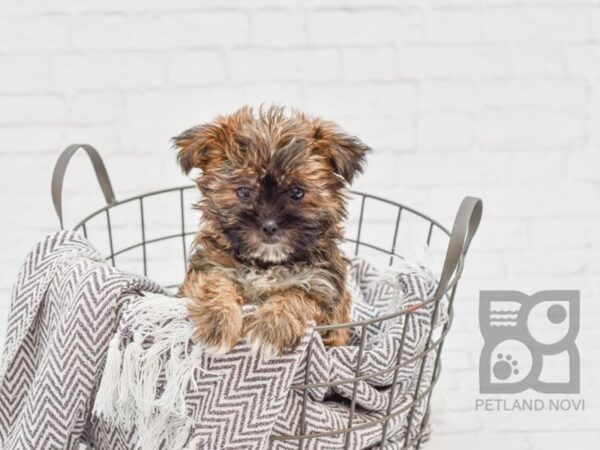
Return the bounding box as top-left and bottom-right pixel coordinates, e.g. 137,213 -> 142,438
73,184 -> 451,237
71,184 -> 461,332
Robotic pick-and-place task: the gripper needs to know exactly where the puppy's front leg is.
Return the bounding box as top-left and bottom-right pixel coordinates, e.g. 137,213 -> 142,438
243,289 -> 319,358
180,270 -> 244,355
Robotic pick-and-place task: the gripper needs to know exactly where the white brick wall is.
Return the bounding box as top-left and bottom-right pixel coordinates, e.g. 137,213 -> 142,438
0,1 -> 599,449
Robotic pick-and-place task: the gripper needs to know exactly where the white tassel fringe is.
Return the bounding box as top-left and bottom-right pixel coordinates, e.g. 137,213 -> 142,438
93,293 -> 222,450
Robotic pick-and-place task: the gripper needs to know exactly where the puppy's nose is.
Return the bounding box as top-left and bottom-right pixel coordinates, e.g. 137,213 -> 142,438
261,219 -> 278,237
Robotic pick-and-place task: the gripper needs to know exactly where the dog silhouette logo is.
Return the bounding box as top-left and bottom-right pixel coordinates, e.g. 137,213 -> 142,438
479,290 -> 580,394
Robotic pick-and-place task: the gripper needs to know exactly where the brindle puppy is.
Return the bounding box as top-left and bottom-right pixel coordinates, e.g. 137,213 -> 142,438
174,105 -> 370,357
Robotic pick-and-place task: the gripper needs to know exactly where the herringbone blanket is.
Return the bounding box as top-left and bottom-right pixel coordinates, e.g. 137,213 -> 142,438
0,232 -> 441,450
0,231 -> 163,449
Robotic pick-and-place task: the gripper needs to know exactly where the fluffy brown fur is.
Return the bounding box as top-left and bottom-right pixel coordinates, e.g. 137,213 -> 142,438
174,105 -> 370,357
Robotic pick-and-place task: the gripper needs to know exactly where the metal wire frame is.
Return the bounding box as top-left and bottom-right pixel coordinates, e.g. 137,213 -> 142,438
52,145 -> 481,449
65,185 -> 465,449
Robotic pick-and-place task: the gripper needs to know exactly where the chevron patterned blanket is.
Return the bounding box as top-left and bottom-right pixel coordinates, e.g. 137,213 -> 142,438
0,231 -> 164,449
0,232 -> 440,450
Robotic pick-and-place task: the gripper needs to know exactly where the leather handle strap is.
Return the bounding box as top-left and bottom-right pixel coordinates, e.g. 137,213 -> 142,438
51,144 -> 116,229
434,196 -> 483,298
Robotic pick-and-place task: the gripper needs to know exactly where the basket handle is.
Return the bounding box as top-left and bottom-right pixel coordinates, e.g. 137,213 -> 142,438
51,144 -> 116,229
434,196 -> 483,298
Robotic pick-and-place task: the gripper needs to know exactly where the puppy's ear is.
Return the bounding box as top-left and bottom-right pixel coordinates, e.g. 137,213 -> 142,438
311,119 -> 371,184
172,124 -> 217,175
172,108 -> 252,174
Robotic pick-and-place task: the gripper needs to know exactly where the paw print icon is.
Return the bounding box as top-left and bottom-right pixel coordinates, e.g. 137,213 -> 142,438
479,290 -> 579,394
493,353 -> 520,380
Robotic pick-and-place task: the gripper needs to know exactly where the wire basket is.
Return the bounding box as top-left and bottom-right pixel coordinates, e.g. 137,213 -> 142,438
51,144 -> 482,449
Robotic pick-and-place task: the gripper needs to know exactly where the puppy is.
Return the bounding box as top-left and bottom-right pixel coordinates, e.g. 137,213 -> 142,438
174,106 -> 370,357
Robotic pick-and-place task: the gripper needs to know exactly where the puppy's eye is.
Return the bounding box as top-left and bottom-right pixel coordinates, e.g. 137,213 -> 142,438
236,187 -> 251,201
290,186 -> 305,201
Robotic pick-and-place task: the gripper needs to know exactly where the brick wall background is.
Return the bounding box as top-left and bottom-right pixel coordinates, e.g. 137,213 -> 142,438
1,0 -> 599,448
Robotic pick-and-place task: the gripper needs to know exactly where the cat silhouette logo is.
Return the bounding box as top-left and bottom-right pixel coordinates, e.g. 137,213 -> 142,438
479,290 -> 580,394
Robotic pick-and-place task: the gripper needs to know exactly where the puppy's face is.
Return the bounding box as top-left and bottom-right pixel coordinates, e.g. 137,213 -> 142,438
173,106 -> 370,264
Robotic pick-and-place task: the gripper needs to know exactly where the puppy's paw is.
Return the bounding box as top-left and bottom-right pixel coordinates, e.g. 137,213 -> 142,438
243,303 -> 306,359
188,298 -> 243,356
323,327 -> 350,347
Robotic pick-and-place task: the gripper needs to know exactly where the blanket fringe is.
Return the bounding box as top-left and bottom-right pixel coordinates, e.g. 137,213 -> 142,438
93,293 -> 220,450
93,334 -> 122,420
